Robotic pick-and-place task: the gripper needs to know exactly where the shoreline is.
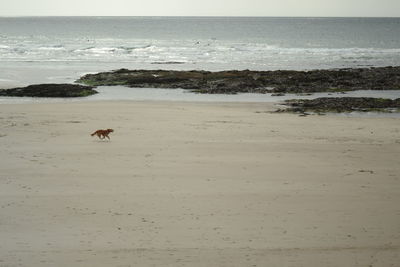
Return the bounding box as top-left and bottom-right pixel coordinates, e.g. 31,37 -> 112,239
1,87 -> 400,117
3,65 -> 398,115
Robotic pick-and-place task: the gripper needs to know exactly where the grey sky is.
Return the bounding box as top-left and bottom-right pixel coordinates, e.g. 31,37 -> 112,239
1,0 -> 399,17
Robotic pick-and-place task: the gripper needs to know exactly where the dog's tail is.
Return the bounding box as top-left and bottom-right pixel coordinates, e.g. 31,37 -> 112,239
91,131 -> 97,136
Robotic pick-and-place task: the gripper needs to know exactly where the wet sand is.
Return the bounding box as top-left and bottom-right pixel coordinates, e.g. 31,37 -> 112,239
0,101 -> 399,266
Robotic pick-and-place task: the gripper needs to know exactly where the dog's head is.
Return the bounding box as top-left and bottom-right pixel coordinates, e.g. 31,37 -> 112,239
107,129 -> 114,133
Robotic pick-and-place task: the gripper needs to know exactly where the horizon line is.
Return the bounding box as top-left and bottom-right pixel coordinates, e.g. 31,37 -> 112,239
0,15 -> 399,18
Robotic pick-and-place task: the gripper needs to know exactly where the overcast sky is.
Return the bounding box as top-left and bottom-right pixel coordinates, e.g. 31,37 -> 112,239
1,0 -> 399,17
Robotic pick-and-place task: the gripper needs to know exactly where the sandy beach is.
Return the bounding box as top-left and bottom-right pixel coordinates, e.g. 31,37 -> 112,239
0,100 -> 399,266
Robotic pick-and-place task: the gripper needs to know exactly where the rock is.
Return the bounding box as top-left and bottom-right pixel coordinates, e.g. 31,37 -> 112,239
151,61 -> 185,64
296,93 -> 313,96
279,97 -> 400,113
0,84 -> 97,98
76,66 -> 400,94
271,93 -> 285,96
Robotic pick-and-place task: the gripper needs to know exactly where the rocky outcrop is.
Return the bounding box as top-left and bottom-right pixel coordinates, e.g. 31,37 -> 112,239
76,66 -> 400,94
0,84 -> 97,98
278,97 -> 400,113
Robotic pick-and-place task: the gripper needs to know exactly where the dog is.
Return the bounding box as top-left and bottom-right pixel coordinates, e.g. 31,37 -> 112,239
91,129 -> 114,140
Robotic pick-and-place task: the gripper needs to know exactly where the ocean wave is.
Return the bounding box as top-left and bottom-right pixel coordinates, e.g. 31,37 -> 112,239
130,44 -> 155,50
1,39 -> 400,70
37,45 -> 65,51
151,61 -> 186,64
71,44 -> 156,54
74,47 -> 119,54
273,47 -> 400,55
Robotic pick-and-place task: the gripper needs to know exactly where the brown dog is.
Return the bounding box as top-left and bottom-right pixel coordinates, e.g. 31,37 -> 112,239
91,129 -> 114,140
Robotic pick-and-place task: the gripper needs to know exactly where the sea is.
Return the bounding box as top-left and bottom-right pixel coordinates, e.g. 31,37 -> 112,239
0,16 -> 400,103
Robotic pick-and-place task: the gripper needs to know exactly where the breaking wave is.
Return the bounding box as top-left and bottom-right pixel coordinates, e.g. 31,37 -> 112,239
1,36 -> 400,69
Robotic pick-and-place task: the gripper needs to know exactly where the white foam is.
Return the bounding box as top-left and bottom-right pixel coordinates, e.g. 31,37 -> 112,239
38,45 -> 65,51
1,36 -> 400,70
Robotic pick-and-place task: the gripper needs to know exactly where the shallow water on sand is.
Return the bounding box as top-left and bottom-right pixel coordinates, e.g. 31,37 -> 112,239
88,87 -> 400,102
1,85 -> 399,105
